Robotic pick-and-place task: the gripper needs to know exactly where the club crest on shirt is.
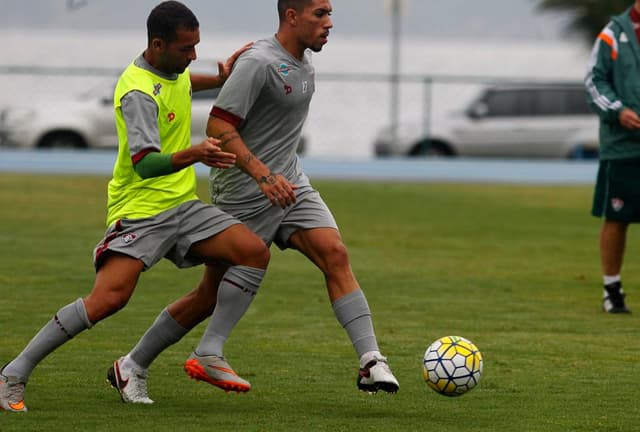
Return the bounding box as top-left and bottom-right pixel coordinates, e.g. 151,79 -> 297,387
284,84 -> 293,95
620,32 -> 629,43
278,63 -> 291,76
302,81 -> 308,93
167,112 -> 176,122
153,83 -> 162,96
611,198 -> 624,212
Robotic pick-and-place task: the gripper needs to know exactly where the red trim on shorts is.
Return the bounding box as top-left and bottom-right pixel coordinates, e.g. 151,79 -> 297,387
210,107 -> 244,128
94,220 -> 124,269
131,148 -> 159,165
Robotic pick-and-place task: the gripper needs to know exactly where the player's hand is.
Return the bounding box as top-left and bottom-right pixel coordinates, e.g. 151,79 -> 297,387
217,42 -> 254,84
619,108 -> 640,130
257,173 -> 298,208
193,138 -> 236,169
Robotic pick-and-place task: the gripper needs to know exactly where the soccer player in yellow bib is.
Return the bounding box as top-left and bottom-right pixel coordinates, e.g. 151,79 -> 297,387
0,1 -> 266,412
117,0 -> 399,401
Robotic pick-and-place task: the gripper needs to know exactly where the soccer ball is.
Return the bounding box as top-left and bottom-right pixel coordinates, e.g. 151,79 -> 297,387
423,335 -> 483,397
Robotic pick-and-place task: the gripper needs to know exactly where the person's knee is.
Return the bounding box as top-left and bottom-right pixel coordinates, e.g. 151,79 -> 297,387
85,289 -> 130,322
603,220 -> 630,236
254,241 -> 271,268
242,238 -> 270,269
322,240 -> 350,272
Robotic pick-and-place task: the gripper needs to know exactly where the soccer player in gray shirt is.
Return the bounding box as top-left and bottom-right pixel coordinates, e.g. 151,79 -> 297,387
117,0 -> 399,399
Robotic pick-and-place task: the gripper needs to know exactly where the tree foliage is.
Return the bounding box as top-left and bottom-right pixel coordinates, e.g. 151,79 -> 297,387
536,0 -> 632,42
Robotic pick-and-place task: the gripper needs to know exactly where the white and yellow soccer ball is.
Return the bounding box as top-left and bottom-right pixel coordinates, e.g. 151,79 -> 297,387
423,335 -> 483,397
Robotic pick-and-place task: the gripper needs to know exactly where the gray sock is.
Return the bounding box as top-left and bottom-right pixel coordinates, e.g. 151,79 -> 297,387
332,289 -> 379,358
195,266 -> 265,357
129,308 -> 189,369
3,298 -> 92,381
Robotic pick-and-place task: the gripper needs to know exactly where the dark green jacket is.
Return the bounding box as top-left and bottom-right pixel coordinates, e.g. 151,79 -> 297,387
585,7 -> 640,160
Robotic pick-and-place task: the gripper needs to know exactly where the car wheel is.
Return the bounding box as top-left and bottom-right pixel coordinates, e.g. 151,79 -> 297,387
409,140 -> 454,157
38,132 -> 87,149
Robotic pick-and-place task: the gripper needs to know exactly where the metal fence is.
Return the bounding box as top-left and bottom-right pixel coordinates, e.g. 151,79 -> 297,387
0,65 -> 582,158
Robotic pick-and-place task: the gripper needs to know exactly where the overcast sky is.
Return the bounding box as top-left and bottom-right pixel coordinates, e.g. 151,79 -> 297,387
0,0 -> 577,41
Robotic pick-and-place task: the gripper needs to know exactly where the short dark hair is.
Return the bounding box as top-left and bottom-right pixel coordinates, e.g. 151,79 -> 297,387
147,1 -> 199,44
277,0 -> 313,21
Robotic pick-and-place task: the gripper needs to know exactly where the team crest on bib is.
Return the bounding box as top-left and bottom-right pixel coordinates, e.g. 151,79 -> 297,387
611,198 -> 624,212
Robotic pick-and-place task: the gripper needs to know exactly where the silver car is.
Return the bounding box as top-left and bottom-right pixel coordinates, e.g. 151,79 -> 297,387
374,83 -> 600,159
0,80 -> 219,149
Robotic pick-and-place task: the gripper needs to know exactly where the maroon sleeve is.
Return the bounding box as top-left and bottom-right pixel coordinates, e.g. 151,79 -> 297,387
210,106 -> 244,129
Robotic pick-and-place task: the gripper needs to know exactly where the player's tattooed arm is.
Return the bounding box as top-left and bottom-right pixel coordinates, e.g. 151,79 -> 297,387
206,117 -> 296,206
258,173 -> 278,185
214,131 -> 241,149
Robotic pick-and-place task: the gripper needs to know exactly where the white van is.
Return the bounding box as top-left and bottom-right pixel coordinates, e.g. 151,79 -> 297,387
373,83 -> 599,159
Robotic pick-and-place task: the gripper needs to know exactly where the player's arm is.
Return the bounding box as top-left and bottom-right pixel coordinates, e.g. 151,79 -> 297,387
207,115 -> 297,208
121,91 -> 236,179
190,42 -> 253,92
585,24 -> 636,127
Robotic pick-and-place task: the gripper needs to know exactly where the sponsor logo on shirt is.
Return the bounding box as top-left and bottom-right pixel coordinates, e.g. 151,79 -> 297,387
620,32 -> 629,43
284,84 -> 293,95
302,81 -> 308,93
153,83 -> 162,96
168,112 -> 176,122
278,63 -> 291,76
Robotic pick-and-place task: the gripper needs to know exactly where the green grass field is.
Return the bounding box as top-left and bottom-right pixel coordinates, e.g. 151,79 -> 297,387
0,173 -> 638,432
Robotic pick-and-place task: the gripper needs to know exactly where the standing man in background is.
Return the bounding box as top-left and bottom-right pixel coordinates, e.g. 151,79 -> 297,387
1,1 -> 266,412
119,0 -> 399,399
585,0 -> 640,313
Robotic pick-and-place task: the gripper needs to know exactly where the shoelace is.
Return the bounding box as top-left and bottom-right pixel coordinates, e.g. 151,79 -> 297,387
374,360 -> 392,372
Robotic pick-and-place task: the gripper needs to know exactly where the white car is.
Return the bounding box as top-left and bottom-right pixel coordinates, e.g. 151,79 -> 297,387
374,83 -> 600,159
0,79 -> 219,149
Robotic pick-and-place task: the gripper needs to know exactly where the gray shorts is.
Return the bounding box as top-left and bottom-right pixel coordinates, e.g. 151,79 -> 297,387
220,185 -> 338,250
93,200 -> 240,270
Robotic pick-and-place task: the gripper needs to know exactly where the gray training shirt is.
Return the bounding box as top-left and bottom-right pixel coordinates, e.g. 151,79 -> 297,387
210,36 -> 314,212
120,54 -> 181,161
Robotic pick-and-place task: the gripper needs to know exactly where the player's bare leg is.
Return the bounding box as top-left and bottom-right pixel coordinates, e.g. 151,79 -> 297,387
2,253 -> 143,412
289,227 -> 399,393
110,225 -> 268,401
600,220 -> 630,313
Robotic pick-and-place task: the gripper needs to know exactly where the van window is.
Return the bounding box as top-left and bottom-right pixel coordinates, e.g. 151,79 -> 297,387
535,89 -> 567,115
564,88 -> 593,115
481,86 -> 593,118
483,89 -> 533,117
535,88 -> 592,116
